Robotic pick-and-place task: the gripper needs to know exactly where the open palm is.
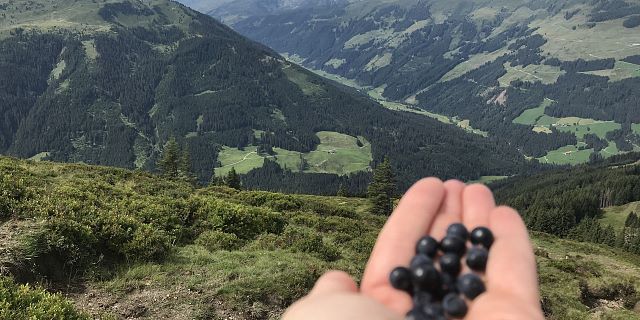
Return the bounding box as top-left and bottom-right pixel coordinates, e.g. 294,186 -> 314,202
284,178 -> 544,320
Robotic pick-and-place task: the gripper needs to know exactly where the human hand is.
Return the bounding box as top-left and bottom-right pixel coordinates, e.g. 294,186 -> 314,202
283,178 -> 544,320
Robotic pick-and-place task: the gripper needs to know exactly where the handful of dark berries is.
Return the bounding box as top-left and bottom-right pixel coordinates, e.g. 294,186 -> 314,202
389,223 -> 494,320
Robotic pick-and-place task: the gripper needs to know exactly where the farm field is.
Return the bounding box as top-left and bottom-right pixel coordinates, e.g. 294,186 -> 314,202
537,145 -> 594,165
582,61 -> 640,82
601,201 -> 640,230
216,131 -> 372,176
498,63 -> 565,87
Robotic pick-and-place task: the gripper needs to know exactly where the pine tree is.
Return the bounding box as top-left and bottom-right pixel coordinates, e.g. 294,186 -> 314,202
210,168 -> 224,186
157,137 -> 180,178
178,148 -> 195,184
367,157 -> 396,215
226,167 -> 241,190
337,184 -> 348,197
298,153 -> 309,172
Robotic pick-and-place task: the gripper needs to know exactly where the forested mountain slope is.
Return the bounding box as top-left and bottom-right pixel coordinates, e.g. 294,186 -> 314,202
0,0 -> 530,192
2,156 -> 640,319
193,0 -> 640,165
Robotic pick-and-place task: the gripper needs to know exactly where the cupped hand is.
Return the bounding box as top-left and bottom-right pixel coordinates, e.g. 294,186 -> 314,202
283,178 -> 545,320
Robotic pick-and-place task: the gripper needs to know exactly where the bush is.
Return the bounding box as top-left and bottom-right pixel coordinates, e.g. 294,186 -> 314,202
280,226 -> 341,261
0,164 -> 34,219
24,219 -> 98,281
237,191 -> 303,211
623,15 -> 640,28
0,276 -> 89,320
195,230 -> 242,251
122,224 -> 173,262
199,198 -> 286,239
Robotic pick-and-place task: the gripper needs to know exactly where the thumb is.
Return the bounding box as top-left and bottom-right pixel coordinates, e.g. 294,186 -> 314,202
309,271 -> 358,296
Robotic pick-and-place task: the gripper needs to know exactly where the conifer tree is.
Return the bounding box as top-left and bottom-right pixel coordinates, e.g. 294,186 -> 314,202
367,157 -> 396,215
158,137 -> 180,178
210,168 -> 224,186
178,147 -> 195,183
226,167 -> 241,190
337,184 -> 348,197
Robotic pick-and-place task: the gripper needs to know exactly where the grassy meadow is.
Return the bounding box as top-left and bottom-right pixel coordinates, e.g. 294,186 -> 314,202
1,157 -> 640,318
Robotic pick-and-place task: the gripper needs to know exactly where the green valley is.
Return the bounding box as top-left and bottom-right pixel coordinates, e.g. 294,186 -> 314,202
195,0 -> 640,165
0,0 -> 532,195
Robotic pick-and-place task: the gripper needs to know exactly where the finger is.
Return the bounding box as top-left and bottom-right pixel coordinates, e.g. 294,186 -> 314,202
309,271 -> 358,297
486,206 -> 540,304
429,180 -> 465,240
462,184 -> 495,231
361,178 -> 445,313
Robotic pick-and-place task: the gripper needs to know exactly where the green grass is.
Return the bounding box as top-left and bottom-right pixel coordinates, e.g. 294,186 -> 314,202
467,175 -> 509,184
582,61 -> 640,82
282,65 -> 324,95
601,141 -> 620,158
601,201 -> 640,230
555,121 -> 621,140
216,131 -> 372,176
537,145 -> 594,165
498,63 -> 565,87
513,98 -> 554,125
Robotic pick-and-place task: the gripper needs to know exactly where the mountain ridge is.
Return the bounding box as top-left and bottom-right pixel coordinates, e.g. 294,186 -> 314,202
192,0 -> 640,166
0,0 -> 531,191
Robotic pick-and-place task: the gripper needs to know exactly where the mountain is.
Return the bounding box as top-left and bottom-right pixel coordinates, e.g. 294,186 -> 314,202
0,0 -> 531,191
192,0 -> 640,166
2,156 -> 640,319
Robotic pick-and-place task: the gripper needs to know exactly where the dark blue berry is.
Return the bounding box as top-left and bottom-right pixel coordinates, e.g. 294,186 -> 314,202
413,291 -> 433,306
466,247 -> 489,272
443,293 -> 468,318
406,307 -> 428,320
416,236 -> 439,257
447,223 -> 469,240
440,272 -> 458,295
470,226 -> 494,249
412,263 -> 442,293
422,302 -> 446,319
410,254 -> 433,269
389,267 -> 412,293
439,253 -> 462,275
440,235 -> 466,256
457,273 -> 486,299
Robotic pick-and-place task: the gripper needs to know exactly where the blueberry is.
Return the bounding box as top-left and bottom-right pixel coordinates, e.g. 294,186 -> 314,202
412,263 -> 442,293
410,254 -> 433,269
406,307 -> 428,320
389,267 -> 412,293
440,235 -> 466,256
440,272 -> 458,295
466,247 -> 489,272
413,291 -> 433,306
446,223 -> 469,240
443,293 -> 468,318
457,273 -> 486,299
422,302 -> 446,320
416,236 -> 439,257
439,253 -> 462,275
470,226 -> 494,249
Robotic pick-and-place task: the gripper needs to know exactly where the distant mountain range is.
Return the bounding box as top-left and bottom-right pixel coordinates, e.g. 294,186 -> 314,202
0,0 -> 530,192
187,0 -> 640,166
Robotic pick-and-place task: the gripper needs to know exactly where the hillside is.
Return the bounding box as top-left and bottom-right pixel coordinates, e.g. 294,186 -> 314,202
0,156 -> 640,319
0,0 -> 532,193
192,0 -> 640,165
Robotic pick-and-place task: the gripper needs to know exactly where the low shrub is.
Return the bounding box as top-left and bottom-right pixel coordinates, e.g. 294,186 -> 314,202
199,198 -> 286,239
195,230 -> 242,251
280,225 -> 341,261
0,276 -> 89,319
